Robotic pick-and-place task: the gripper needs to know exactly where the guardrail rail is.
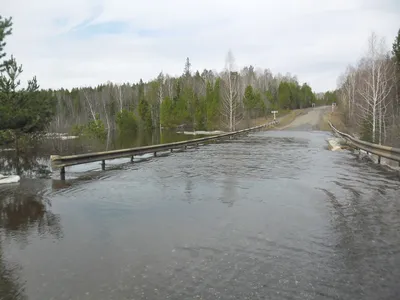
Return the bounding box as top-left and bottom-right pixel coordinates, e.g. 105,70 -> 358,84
51,121 -> 278,179
329,121 -> 400,165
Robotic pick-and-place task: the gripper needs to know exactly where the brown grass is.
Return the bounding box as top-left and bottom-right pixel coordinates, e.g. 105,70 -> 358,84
319,110 -> 347,132
234,109 -> 311,131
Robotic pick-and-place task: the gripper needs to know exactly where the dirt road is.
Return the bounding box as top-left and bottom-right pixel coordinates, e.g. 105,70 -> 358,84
278,106 -> 331,131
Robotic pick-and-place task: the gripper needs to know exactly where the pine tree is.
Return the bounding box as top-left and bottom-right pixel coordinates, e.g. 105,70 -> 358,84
0,16 -> 12,71
392,28 -> 400,66
0,15 -> 55,151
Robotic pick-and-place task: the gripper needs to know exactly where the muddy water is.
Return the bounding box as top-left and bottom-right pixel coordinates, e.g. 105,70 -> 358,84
0,130 -> 399,299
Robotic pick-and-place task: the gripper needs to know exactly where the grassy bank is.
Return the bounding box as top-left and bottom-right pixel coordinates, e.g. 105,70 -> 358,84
318,110 -> 347,132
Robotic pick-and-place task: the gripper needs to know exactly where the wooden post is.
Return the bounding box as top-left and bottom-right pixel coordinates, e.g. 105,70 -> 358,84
378,156 -> 381,164
170,149 -> 173,153
60,166 -> 65,180
154,152 -> 157,157
101,160 -> 106,170
131,156 -> 134,162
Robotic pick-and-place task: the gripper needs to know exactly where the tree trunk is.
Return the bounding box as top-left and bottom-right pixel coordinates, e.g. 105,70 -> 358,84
372,105 -> 376,143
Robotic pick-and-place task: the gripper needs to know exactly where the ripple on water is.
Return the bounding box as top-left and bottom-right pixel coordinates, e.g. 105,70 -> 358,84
1,130 -> 400,299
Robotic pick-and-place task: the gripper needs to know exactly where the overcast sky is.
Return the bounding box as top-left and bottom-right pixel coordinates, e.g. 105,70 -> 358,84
2,0 -> 399,92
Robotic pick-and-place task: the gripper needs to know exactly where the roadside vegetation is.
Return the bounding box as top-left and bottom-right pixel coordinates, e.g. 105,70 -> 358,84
335,29 -> 400,147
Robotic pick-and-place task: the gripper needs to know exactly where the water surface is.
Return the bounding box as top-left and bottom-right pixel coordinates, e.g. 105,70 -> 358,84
0,130 -> 399,299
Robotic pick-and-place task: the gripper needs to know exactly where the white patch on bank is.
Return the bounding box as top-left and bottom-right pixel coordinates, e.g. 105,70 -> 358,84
0,174 -> 21,184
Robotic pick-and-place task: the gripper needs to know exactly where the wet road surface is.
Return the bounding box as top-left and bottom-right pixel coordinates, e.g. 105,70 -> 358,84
0,129 -> 399,299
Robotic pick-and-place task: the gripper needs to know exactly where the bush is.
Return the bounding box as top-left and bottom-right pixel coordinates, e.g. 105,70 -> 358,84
85,116 -> 107,141
69,114 -> 107,141
116,109 -> 138,134
70,124 -> 85,136
0,130 -> 13,145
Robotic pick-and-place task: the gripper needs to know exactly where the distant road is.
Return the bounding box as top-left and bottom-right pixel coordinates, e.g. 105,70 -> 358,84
279,106 -> 331,131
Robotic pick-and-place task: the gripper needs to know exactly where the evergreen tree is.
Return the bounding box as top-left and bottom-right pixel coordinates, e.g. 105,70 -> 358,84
183,57 -> 191,77
138,97 -> 152,130
278,82 -> 291,109
0,16 -> 55,150
205,79 -> 220,129
0,16 -> 12,71
160,97 -> 175,128
392,28 -> 400,66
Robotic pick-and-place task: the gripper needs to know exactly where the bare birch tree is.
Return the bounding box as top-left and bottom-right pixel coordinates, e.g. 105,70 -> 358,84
82,88 -> 98,122
220,50 -> 242,131
342,65 -> 357,121
100,87 -> 112,147
357,33 -> 394,143
157,72 -> 164,132
112,83 -> 124,112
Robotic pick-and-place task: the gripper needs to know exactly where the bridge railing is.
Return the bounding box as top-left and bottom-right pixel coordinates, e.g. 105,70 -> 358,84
51,120 -> 278,179
329,121 -> 400,165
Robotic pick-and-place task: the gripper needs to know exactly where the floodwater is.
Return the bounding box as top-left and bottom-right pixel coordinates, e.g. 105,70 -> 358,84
0,129 -> 400,300
0,130 -> 201,178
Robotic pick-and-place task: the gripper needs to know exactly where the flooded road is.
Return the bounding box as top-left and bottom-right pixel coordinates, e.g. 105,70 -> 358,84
1,129 -> 399,299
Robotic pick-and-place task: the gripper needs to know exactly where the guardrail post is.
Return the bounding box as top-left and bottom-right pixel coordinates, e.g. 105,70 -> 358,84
60,167 -> 65,180
378,156 -> 381,164
131,156 -> 134,162
154,152 -> 157,157
101,160 -> 105,170
170,149 -> 173,153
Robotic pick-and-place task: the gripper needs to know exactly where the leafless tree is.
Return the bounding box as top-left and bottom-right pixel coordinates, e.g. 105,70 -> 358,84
220,50 -> 242,131
337,32 -> 397,145
112,82 -> 124,112
339,65 -> 357,121
357,33 -> 394,144
82,88 -> 98,122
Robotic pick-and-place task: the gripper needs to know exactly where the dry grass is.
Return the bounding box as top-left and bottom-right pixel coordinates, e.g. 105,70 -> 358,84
234,108 -> 310,131
319,110 -> 347,132
235,114 -> 280,130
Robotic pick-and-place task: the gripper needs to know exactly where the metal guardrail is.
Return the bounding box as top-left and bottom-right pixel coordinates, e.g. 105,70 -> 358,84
329,121 -> 400,165
51,120 -> 278,179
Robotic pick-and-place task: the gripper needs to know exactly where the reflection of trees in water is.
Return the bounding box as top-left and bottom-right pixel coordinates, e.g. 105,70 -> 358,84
0,179 -> 63,240
0,150 -> 50,178
218,154 -> 239,207
0,247 -> 26,300
220,175 -> 237,207
113,129 -> 194,150
0,179 -> 63,299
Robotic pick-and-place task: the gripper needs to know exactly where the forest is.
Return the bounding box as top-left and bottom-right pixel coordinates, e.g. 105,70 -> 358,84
336,29 -> 400,147
1,15 -> 335,152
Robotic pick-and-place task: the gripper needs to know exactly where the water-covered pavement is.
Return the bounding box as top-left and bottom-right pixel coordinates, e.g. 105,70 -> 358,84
1,129 -> 399,299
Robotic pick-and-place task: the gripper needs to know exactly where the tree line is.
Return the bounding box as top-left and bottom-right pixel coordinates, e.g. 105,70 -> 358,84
49,54 -> 326,140
336,29 -> 400,147
1,15 -> 333,151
